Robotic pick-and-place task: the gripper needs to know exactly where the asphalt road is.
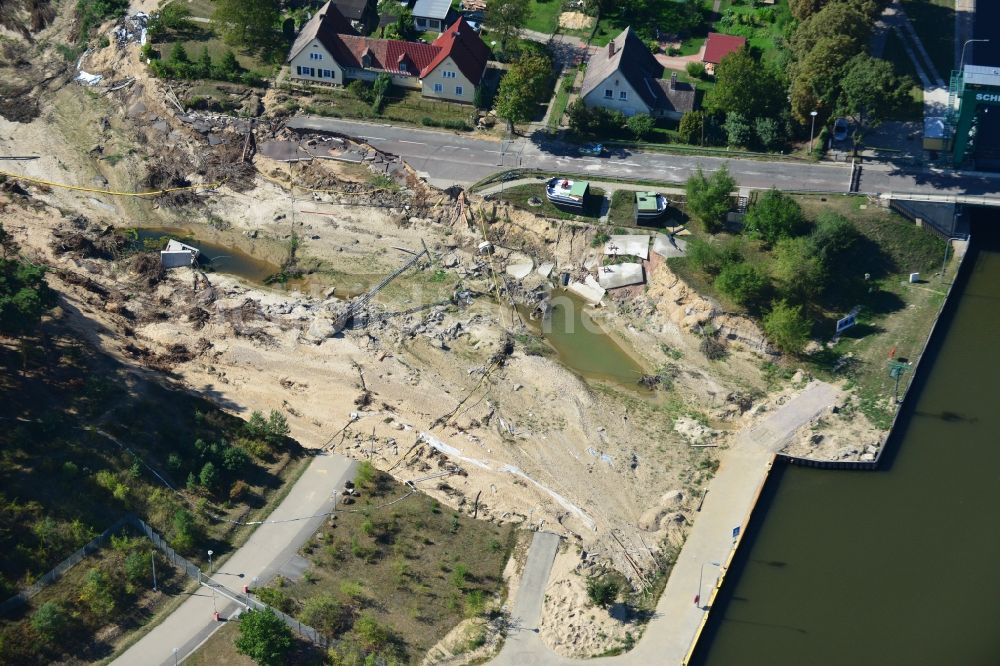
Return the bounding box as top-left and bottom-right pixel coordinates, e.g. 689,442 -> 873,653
286,116 -> 1000,196
112,452 -> 356,666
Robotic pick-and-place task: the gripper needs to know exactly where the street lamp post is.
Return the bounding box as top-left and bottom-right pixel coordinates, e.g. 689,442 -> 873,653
207,549 -> 214,575
173,647 -> 179,665
694,561 -> 721,609
959,39 -> 989,72
809,110 -> 819,154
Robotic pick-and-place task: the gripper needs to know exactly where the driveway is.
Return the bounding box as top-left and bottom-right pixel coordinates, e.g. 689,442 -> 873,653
112,452 -> 356,666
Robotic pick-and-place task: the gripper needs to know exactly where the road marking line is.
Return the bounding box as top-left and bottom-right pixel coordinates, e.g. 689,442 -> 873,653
398,140 -> 426,145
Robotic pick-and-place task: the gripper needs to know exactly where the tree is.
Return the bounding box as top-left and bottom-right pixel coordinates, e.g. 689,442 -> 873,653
790,2 -> 871,59
585,576 -> 620,607
810,211 -> 859,265
678,110 -> 705,145
265,410 -> 290,443
754,116 -> 783,151
235,608 -> 294,666
685,166 -> 735,233
31,601 -> 69,642
838,54 -> 911,135
686,237 -> 722,274
626,113 -> 654,140
743,189 -> 805,246
723,111 -> 752,147
300,594 -> 351,637
773,236 -> 828,302
159,3 -> 192,32
714,262 -> 768,307
212,0 -> 280,49
383,8 -> 415,40
199,461 -> 218,489
168,42 -> 189,64
789,35 -> 857,123
124,550 -> 152,583
789,0 -> 824,21
764,300 -> 812,354
196,46 -> 212,79
80,568 -> 117,619
485,0 -> 530,53
371,72 -> 393,113
494,52 -> 551,133
705,49 -> 784,120
0,252 -> 57,338
219,50 -> 241,76
171,508 -> 198,552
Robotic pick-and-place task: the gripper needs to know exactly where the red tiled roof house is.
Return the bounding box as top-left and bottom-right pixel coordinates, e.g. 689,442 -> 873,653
702,32 -> 747,75
287,2 -> 489,104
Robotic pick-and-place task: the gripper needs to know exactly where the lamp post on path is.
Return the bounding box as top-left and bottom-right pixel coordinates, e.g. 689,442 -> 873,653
809,110 -> 818,154
695,561 -> 721,609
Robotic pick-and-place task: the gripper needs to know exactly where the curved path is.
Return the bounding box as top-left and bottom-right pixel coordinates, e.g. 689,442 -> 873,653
492,382 -> 840,666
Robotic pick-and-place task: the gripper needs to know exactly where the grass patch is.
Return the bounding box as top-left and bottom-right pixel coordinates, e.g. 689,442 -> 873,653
901,0 -> 955,78
301,88 -> 474,130
498,183 -> 606,220
548,73 -> 575,130
264,469 -> 515,663
525,0 -> 562,34
607,190 -> 636,227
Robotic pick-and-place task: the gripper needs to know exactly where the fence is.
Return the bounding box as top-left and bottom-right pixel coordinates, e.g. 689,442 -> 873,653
1,514 -> 331,649
0,514 -> 135,615
131,516 -> 332,649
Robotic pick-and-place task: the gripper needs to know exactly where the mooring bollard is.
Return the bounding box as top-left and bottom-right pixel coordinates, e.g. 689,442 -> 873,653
213,611 -> 220,622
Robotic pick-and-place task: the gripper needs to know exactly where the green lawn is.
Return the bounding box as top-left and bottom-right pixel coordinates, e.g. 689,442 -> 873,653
525,0 -> 562,34
152,20 -> 279,76
713,0 -> 792,64
607,190 -> 636,227
901,0 -> 955,78
301,88 -> 474,130
164,0 -> 216,20
547,73 -> 574,129
498,183 -> 606,220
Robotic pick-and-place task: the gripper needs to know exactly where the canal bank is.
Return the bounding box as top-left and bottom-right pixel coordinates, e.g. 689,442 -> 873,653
690,209 -> 1000,665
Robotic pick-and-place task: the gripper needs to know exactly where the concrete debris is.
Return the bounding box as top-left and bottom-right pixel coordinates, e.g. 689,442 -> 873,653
652,233 -> 687,259
76,71 -> 103,86
603,235 -> 650,260
597,262 -> 644,289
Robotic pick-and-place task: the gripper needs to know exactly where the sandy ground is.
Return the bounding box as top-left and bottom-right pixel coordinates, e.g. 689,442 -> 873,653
559,12 -> 594,30
0,14 -> 876,657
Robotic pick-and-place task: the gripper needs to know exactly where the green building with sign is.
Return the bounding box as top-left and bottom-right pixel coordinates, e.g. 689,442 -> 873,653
945,64 -> 1000,166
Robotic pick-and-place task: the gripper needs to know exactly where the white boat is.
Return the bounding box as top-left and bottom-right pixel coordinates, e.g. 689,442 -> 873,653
635,191 -> 669,221
546,177 -> 590,209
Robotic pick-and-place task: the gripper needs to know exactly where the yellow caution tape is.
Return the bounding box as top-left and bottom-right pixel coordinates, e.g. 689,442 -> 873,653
0,168 -> 222,198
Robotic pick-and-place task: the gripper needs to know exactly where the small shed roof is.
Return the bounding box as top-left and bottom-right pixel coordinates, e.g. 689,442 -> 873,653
413,0 -> 451,20
636,192 -> 659,212
703,32 -> 747,64
569,181 -> 590,197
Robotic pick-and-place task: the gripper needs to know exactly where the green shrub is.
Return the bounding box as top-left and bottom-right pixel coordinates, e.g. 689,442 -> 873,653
714,262 -> 769,306
235,608 -> 294,666
31,601 -> 69,642
354,460 -> 376,488
257,586 -> 295,614
686,61 -> 706,79
124,550 -> 151,583
763,300 -> 812,353
354,612 -> 392,651
586,576 -> 620,607
300,594 -> 350,637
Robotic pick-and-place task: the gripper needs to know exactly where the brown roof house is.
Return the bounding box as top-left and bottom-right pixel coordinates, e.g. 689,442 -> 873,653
287,4 -> 490,104
580,27 -> 696,121
702,32 -> 747,75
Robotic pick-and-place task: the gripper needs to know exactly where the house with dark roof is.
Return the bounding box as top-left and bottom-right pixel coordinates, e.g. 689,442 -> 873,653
327,0 -> 377,34
287,4 -> 490,104
412,0 -> 454,32
702,32 -> 747,75
579,27 -> 696,121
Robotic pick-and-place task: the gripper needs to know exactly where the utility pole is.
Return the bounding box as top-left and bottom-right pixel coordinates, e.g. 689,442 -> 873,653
152,551 -> 157,592
809,110 -> 819,153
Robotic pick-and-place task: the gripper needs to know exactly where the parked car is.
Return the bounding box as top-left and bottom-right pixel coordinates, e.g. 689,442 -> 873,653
833,118 -> 849,142
578,142 -> 605,157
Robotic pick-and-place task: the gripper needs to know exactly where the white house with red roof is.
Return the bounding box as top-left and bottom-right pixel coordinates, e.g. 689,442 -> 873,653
287,2 -> 489,104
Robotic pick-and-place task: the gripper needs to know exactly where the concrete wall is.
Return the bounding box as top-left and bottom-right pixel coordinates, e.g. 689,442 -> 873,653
581,72 -> 650,117
289,41 -> 344,83
421,56 -> 478,104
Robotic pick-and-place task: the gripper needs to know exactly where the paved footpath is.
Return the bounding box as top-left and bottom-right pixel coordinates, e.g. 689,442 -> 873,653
492,381 -> 839,666
112,452 -> 355,666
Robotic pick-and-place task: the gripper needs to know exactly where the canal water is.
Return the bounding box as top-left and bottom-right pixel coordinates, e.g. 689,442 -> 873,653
692,213 -> 1000,665
133,227 -> 281,283
521,290 -> 647,386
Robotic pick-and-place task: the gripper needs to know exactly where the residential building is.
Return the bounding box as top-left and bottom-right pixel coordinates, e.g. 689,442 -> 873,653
579,27 -> 696,120
412,0 -> 454,32
287,4 -> 489,104
702,32 -> 747,75
327,0 -> 377,34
